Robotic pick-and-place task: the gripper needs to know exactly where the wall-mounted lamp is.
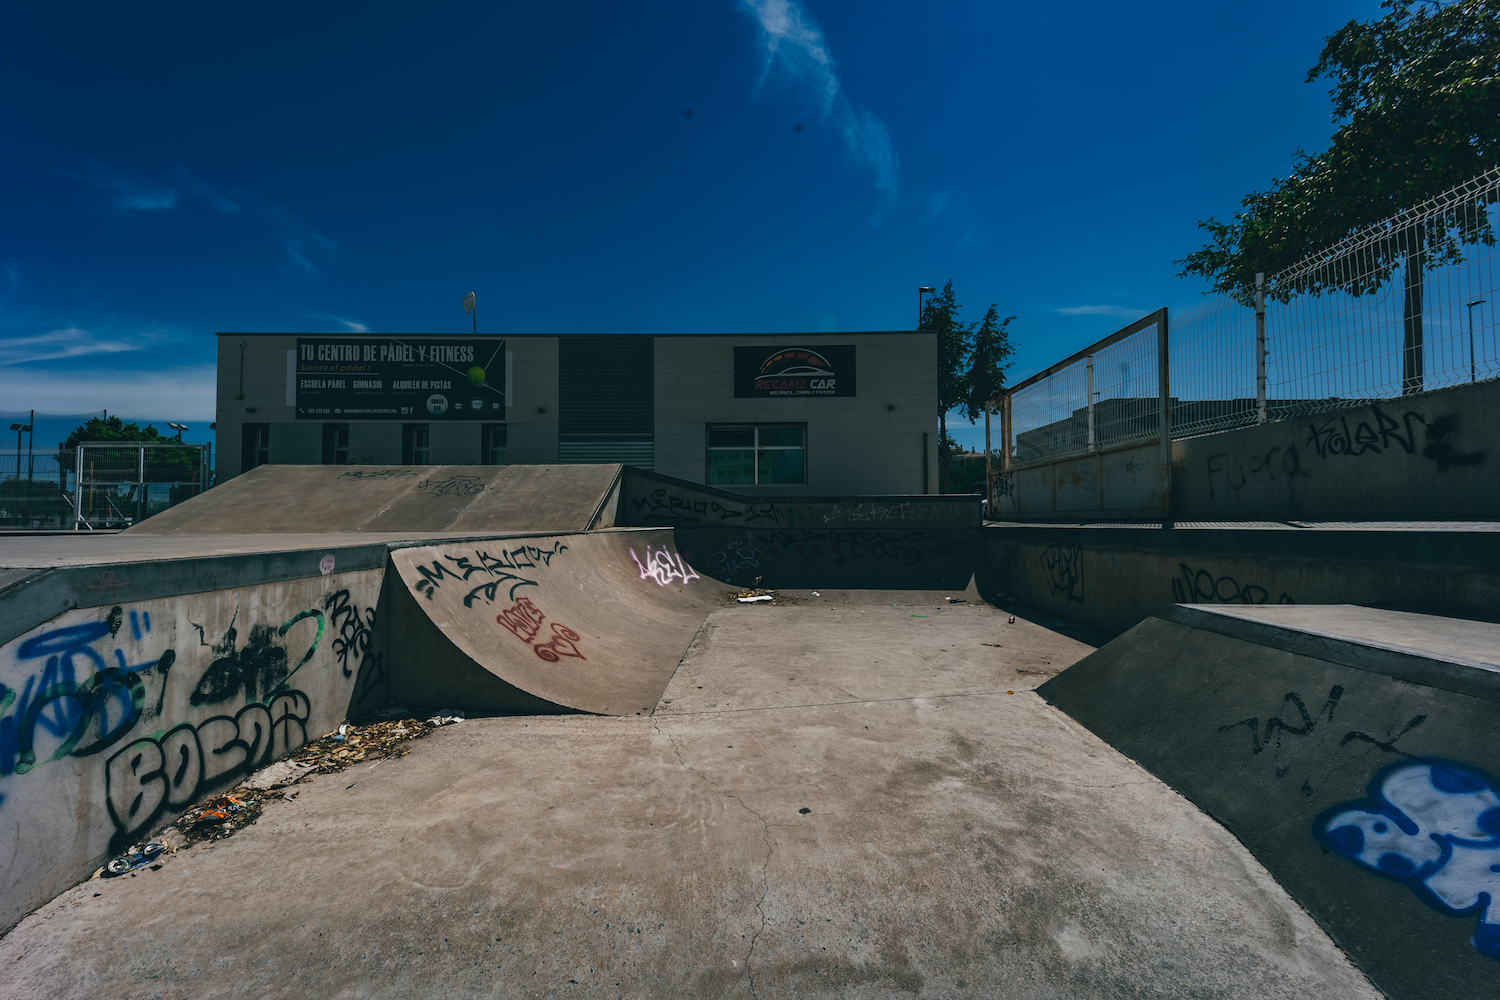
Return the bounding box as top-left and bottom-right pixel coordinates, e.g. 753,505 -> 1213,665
536,406 -> 547,414
886,403 -> 896,411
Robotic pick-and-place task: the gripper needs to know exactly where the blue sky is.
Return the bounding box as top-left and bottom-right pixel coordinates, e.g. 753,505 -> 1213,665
0,0 -> 1379,450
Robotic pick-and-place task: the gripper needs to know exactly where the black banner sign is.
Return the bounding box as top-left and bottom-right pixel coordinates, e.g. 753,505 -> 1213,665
733,345 -> 856,398
294,337 -> 507,420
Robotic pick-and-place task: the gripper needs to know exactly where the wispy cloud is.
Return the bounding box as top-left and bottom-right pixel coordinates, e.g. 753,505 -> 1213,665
55,159 -> 333,271
334,317 -> 370,333
1055,305 -> 1145,319
0,327 -> 141,366
737,0 -> 899,206
0,363 -> 217,421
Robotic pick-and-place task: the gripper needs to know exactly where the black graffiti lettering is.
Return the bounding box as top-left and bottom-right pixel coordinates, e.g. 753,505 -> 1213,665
1340,713 -> 1427,757
1040,543 -> 1084,604
1170,562 -> 1292,606
416,475 -> 484,497
1217,686 -> 1344,755
630,488 -> 785,526
323,590 -> 376,679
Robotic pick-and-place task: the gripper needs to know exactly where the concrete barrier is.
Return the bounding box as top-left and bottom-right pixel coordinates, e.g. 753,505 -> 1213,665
985,522 -> 1500,634
1037,603 -> 1500,1000
0,563 -> 383,934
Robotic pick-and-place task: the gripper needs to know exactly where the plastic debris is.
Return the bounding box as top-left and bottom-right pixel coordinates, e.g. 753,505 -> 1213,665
911,614 -> 927,618
427,709 -> 465,726
1008,616 -> 1016,623
103,841 -> 165,877
243,759 -> 311,790
810,591 -> 820,597
947,597 -> 966,603
737,595 -> 773,604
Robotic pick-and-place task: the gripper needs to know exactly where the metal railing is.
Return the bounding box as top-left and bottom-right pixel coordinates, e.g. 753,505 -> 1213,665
997,166 -> 1500,472
0,443 -> 211,529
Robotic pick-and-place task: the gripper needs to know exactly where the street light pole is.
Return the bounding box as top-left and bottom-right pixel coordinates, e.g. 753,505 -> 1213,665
917,286 -> 935,329
9,422 -> 30,483
1467,299 -> 1486,382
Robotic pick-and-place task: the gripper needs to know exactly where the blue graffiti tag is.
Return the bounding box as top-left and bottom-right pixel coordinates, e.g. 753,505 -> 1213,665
0,618 -> 174,777
1315,759 -> 1500,960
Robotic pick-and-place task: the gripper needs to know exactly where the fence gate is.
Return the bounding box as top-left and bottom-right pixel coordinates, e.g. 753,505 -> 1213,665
71,442 -> 210,529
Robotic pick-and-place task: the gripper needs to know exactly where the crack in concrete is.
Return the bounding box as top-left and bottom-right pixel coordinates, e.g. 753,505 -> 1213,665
653,715 -> 773,998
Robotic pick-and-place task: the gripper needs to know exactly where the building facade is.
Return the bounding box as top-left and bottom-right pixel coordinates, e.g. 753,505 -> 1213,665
216,331 -> 939,495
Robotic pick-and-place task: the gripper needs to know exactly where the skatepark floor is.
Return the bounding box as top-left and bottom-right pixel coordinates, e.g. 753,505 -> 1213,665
0,591 -> 1377,999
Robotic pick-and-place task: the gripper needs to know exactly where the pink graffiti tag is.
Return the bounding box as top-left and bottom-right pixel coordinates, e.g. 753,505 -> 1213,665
629,545 -> 701,587
495,597 -> 585,663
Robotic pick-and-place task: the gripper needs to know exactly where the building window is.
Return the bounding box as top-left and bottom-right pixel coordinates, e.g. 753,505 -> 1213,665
706,424 -> 806,486
241,423 -> 270,473
402,424 -> 430,465
482,424 -> 507,465
321,423 -> 350,465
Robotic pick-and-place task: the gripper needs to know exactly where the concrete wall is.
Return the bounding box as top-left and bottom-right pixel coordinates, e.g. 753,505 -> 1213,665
994,378 -> 1500,522
653,333 -> 938,496
0,568 -> 383,933
985,524 -> 1500,635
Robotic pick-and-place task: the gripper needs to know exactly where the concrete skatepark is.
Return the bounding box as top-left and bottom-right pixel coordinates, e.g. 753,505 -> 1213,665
1,462 -> 1497,998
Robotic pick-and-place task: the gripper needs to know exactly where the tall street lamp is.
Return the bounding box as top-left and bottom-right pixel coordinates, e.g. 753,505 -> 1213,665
917,286 -> 935,328
9,422 -> 30,482
1467,299 -> 1487,382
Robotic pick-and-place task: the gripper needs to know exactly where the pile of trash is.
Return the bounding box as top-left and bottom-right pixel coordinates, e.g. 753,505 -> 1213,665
730,588 -> 778,604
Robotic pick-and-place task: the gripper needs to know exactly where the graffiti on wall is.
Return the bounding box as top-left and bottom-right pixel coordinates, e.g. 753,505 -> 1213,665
629,545 -> 700,587
416,475 -> 484,497
629,488 -> 785,526
697,528 -> 952,580
820,502 -> 914,524
1040,543 -> 1084,604
1316,760 -> 1500,960
1170,562 -> 1294,605
1204,447 -> 1302,500
0,581 -> 380,852
338,470 -> 417,481
1305,405 -> 1485,469
495,596 -> 586,663
411,542 -> 569,607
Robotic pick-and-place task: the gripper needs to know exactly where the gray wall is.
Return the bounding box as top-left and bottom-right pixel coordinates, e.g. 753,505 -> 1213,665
654,333 -> 938,495
995,378 -> 1500,522
217,332 -> 939,495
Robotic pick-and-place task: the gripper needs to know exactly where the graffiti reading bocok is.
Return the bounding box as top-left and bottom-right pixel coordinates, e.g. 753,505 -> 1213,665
0,578 -> 381,863
1316,759 -> 1500,960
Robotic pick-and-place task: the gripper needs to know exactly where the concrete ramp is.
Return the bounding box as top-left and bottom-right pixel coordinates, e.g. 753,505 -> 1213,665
1037,604 -> 1500,1000
379,529 -> 733,716
127,464 -> 624,535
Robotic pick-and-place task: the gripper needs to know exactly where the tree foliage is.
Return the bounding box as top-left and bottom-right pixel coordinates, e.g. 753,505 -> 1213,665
63,416 -> 202,483
1177,0 -> 1500,303
921,280 -> 1015,490
64,415 -> 171,449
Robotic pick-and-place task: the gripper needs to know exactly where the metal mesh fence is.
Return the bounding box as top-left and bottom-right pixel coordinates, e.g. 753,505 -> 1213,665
1005,312 -> 1163,467
0,443 -> 210,529
1002,166 -> 1500,469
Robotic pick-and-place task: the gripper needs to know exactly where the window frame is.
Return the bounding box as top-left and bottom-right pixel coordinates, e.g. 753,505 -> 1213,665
481,423 -> 508,466
321,423 -> 350,465
402,423 -> 431,465
705,423 -> 807,486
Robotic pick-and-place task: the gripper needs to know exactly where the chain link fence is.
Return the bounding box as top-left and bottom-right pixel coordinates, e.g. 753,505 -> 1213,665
999,166 -> 1500,470
1,443 -> 210,529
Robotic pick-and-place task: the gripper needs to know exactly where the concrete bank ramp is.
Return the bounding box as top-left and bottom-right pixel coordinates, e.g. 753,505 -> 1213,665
127,464 -> 624,535
381,528 -> 733,716
1037,603 -> 1500,1000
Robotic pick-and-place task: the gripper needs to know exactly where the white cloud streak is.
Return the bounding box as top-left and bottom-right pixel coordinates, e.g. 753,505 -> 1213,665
737,0 -> 899,202
0,327 -> 141,366
1055,305 -> 1146,319
0,364 -> 217,422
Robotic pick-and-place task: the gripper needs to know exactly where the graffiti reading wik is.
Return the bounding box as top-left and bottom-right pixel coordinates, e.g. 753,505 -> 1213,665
411,542 -> 569,607
1316,760 -> 1500,960
820,502 -> 914,524
338,469 -> 418,481
629,545 -> 701,587
495,597 -> 586,663
416,475 -> 484,497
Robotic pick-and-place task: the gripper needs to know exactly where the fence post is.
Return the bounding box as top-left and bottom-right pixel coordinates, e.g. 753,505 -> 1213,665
137,445 -> 146,525
1157,309 -> 1172,529
1086,355 -> 1096,451
73,446 -> 84,530
984,403 -> 992,516
1255,272 -> 1267,424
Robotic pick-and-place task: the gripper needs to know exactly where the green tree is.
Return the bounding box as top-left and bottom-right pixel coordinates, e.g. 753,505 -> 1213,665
1176,0 -> 1500,392
921,282 -> 1017,491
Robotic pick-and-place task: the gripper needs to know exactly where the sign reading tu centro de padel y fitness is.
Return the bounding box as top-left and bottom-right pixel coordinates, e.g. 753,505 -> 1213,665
733,345 -> 856,398
294,337 -> 507,419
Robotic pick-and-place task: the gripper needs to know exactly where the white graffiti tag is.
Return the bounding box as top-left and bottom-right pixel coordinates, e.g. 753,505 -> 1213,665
629,546 -> 701,587
1317,759 -> 1500,960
